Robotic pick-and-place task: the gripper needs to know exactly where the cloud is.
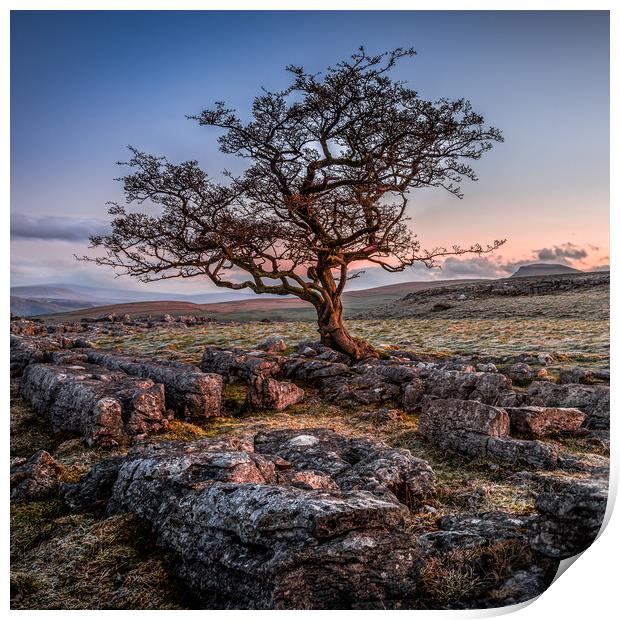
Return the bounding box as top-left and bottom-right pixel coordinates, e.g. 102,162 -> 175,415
534,242 -> 588,263
438,256 -> 511,279
11,213 -> 109,242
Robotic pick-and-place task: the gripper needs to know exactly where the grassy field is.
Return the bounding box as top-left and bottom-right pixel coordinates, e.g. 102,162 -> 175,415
91,315 -> 609,369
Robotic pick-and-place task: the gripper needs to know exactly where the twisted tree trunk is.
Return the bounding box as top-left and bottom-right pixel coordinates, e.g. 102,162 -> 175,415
314,262 -> 378,361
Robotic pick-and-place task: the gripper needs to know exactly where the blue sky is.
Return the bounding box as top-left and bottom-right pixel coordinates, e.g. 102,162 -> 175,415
10,10 -> 609,292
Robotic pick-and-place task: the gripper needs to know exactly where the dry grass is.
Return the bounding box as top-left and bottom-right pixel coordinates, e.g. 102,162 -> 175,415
90,314 -> 609,370
419,540 -> 539,608
11,511 -> 189,609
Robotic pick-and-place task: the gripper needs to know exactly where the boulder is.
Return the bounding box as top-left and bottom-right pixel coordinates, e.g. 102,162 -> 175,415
247,376 -> 304,411
558,367 -> 609,385
419,399 -> 558,468
357,408 -> 406,426
62,455 -> 126,513
486,437 -> 558,469
257,337 -> 287,353
20,363 -> 167,446
402,377 -> 426,412
10,450 -> 62,501
488,567 -> 549,606
506,406 -> 587,437
507,362 -> 534,383
419,369 -> 513,405
527,382 -> 609,429
200,347 -> 281,382
419,398 -> 510,438
529,476 -> 608,558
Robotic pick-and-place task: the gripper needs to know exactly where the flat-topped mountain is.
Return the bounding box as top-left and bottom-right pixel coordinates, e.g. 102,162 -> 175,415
511,263 -> 582,278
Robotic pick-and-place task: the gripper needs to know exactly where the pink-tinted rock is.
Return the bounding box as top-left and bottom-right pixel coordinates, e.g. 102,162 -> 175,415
506,406 -> 587,437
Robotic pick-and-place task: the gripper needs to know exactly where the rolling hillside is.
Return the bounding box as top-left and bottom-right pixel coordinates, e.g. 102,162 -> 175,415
34,278 -> 488,322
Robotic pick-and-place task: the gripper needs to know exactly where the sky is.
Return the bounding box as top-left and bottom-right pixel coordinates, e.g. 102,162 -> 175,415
10,10 -> 610,294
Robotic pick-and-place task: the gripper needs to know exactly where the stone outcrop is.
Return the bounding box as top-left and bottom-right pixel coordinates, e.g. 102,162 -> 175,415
526,381 -> 610,429
254,428 -> 436,504
58,430 -> 438,608
10,450 -> 63,501
529,476 -> 608,558
419,398 -> 558,469
81,350 -> 222,420
506,406 -> 587,437
20,363 -> 167,446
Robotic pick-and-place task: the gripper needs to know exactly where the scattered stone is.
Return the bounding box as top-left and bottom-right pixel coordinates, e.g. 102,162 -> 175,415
10,450 -> 62,501
506,406 -> 586,437
257,337 -> 287,353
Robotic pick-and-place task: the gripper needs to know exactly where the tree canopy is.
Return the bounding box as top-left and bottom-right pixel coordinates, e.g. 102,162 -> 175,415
84,48 -> 504,359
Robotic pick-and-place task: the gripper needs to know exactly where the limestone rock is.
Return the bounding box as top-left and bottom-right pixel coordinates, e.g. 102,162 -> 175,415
10,450 -> 62,501
254,428 -> 436,504
419,398 -> 510,438
257,337 -> 287,353
247,376 -> 304,411
420,369 -> 513,405
506,406 -> 587,437
83,350 -> 222,420
507,362 -> 534,383
527,382 -> 609,429
529,476 -> 608,558
92,431 -> 436,608
20,363 -> 167,446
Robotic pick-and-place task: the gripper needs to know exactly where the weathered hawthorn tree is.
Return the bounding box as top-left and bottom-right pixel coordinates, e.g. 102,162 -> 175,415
85,48 -> 504,360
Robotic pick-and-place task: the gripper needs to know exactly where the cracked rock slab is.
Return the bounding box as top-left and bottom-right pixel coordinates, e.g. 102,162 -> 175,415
20,363 -> 167,446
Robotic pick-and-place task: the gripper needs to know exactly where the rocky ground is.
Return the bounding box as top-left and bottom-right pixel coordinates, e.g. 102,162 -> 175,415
9,314 -> 610,609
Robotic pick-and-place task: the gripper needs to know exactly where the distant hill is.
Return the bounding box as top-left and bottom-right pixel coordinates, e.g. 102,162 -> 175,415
510,263 -> 582,278
37,277 -> 491,322
10,283 -> 255,305
10,296 -> 101,316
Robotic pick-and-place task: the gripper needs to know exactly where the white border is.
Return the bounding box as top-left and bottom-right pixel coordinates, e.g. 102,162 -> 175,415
3,2 -> 616,618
